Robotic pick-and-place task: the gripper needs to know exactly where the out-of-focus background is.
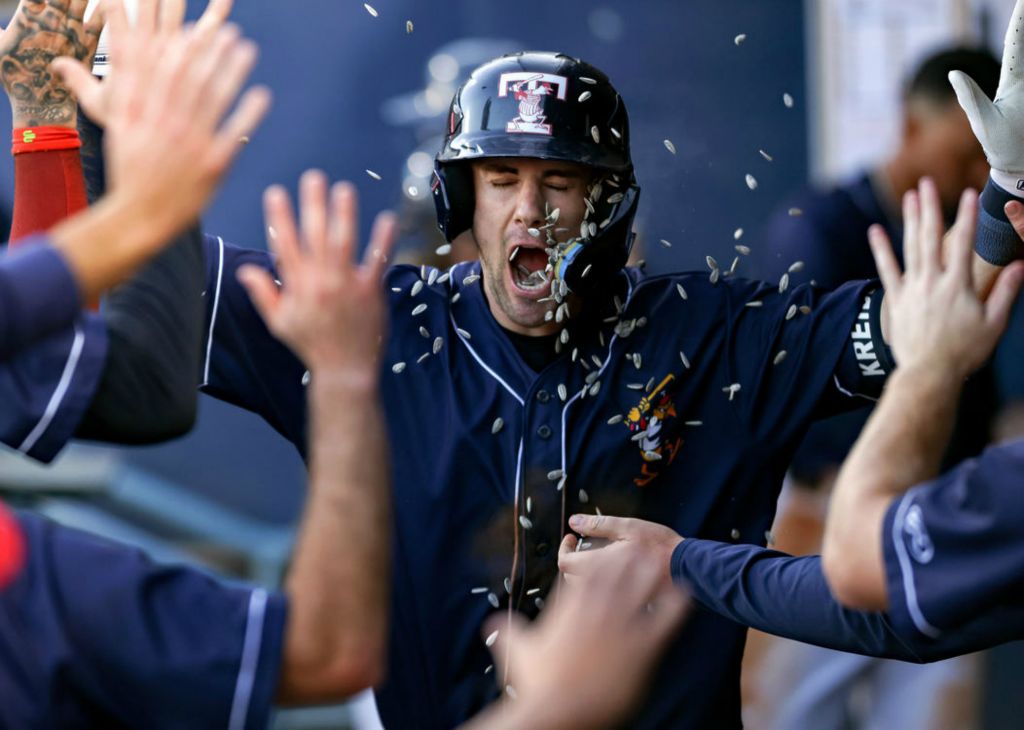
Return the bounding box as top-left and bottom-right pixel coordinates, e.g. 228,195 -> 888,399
1,1 -> 1022,728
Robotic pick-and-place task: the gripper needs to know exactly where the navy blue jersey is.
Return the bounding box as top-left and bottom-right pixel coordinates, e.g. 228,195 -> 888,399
0,240 -> 108,463
0,510 -> 286,729
201,232 -> 889,729
884,439 -> 1024,643
671,536 -> 1024,663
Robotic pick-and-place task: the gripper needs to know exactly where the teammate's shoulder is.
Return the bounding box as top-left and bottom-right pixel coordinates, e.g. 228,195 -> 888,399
625,268 -> 768,307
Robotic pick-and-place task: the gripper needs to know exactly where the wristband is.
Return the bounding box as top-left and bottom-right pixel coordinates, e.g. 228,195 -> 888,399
976,176 -> 1024,266
12,127 -> 81,155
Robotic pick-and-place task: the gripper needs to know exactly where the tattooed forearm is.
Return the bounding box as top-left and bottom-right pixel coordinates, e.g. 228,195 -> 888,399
0,0 -> 101,127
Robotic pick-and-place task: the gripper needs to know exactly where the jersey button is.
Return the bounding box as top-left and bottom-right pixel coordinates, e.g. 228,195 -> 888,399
537,425 -> 552,439
536,390 -> 551,403
535,542 -> 550,557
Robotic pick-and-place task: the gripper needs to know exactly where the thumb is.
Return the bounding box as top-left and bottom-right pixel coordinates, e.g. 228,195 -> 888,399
236,264 -> 280,327
52,58 -> 104,121
949,71 -> 998,157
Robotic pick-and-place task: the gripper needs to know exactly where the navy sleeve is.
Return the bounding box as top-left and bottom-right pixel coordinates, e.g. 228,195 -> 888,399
671,537 -> 1024,662
200,235 -> 308,453
883,439 -> 1024,642
727,278 -> 889,445
0,512 -> 286,729
0,239 -> 82,360
0,311 -> 108,463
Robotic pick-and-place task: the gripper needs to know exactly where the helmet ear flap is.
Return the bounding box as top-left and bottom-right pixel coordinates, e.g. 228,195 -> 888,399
432,161 -> 475,243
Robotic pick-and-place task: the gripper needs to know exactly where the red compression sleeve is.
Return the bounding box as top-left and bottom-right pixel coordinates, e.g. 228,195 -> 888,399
9,127 -> 87,246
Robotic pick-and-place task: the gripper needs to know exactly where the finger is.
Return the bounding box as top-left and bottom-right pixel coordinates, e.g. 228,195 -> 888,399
365,211 -> 398,279
157,0 -> 186,31
51,57 -> 103,115
195,0 -> 232,32
299,169 -> 329,260
102,0 -> 129,55
949,71 -> 998,151
331,181 -> 358,268
192,34 -> 257,131
207,85 -> 272,174
236,265 -> 281,326
135,0 -> 158,33
985,260 -> 1024,334
902,190 -> 920,275
558,533 -> 578,562
918,178 -> 942,274
867,225 -> 903,296
997,0 -> 1024,97
568,513 -> 633,540
1006,200 -> 1024,243
949,188 -> 979,285
263,185 -> 301,279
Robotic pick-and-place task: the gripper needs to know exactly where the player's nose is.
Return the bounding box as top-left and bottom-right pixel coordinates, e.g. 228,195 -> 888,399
513,178 -> 545,230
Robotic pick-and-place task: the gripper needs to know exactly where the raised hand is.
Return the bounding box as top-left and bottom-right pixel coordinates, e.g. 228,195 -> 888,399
869,178 -> 1024,378
950,0 -> 1024,190
0,0 -> 104,127
237,171 -> 398,375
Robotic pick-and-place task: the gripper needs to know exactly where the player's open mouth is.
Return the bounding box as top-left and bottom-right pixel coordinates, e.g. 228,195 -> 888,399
507,244 -> 551,295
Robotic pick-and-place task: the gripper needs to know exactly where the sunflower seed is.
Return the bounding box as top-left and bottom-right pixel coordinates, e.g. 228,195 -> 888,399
608,414 -> 624,426
633,352 -> 642,369
547,469 -> 564,481
745,174 -> 758,190
608,192 -> 625,204
417,352 -> 430,363
391,286 -> 401,293
428,268 -> 439,286
785,304 -> 797,320
485,664 -> 494,675
528,227 -> 541,237
451,292 -> 461,303
526,497 -> 532,514
664,139 -> 677,154
788,208 -> 803,217
506,685 -> 518,700
578,489 -> 590,503
580,75 -> 598,85
545,310 -> 554,322
734,33 -> 747,45
735,244 -> 751,255
392,362 -> 406,374
799,305 -> 811,315
591,126 -> 600,143
685,420 -> 703,426
456,328 -> 471,340
433,243 -> 453,258
366,168 -> 382,180
504,577 -> 512,594
627,383 -> 645,390
731,528 -> 741,539
783,93 -> 794,108
599,217 -> 612,229
679,350 -> 691,368
581,263 -> 593,278
723,383 -> 742,400
779,273 -> 789,293
734,228 -> 744,240
610,127 -> 621,138
773,350 -> 788,366
673,283 -> 688,301
580,221 -> 590,239
485,630 -> 499,647
728,256 -> 739,275
411,280 -> 424,297
418,326 -> 430,338
788,260 -> 805,273
527,588 -> 540,596
578,90 -> 592,102
412,303 -> 427,316
406,19 -> 413,32
558,384 -> 568,401
759,149 -> 773,162
519,515 -> 533,530
588,221 -> 597,237
463,274 -> 480,286
589,381 -> 601,396
710,268 -> 720,284
745,300 -> 763,307
644,450 -> 663,461
488,592 -> 500,608
363,2 -> 378,16
706,255 -> 719,270
302,371 -> 311,386
557,475 -> 567,491
560,329 -> 569,344
471,586 -> 488,594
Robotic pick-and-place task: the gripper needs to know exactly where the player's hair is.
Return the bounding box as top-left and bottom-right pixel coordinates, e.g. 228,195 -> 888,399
905,47 -> 1000,106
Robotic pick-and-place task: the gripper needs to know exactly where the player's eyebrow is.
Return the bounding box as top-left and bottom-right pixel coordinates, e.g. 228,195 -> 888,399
480,163 -> 581,179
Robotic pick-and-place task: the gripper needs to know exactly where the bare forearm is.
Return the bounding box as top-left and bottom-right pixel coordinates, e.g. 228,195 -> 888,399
278,371 -> 391,702
823,366 -> 962,607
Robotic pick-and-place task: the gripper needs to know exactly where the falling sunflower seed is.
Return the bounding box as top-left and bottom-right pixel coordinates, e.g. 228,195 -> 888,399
679,350 -> 691,368
788,208 -> 803,217
734,33 -> 747,45
685,420 -> 703,426
710,268 -> 720,284
558,384 -> 567,401
731,528 -> 741,539
451,292 -> 461,303
591,126 -> 600,143
578,90 -> 592,102
366,169 -> 382,180
435,244 -> 452,256
785,304 -> 797,320
463,274 -> 480,286
492,417 -> 504,434
406,19 -> 413,32
471,586 -> 488,594
783,92 -> 794,108
519,515 -> 533,529
579,489 -> 590,503
412,303 -> 427,316
723,383 -> 742,400
608,414 -> 623,425
456,327 -> 471,339
411,280 -> 424,297
779,273 -> 790,293
504,577 -> 512,593
734,228 -> 744,240
788,260 -> 804,273
773,350 -> 788,365
302,371 -> 311,386
488,592 -> 500,608
428,268 -> 439,286
527,587 -> 540,596
363,2 -> 378,16
759,149 -> 773,162
735,244 -> 751,255
416,352 -> 430,363
547,469 -> 564,481
745,174 -> 758,190
392,362 -> 406,374
706,255 -> 719,270
660,238 -> 672,248
664,139 -> 677,155
528,227 -> 541,237
485,630 -> 499,647
799,305 -> 811,315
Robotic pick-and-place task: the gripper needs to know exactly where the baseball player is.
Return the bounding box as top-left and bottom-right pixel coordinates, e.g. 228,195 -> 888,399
19,8 -> 1024,730
562,177 -> 1024,664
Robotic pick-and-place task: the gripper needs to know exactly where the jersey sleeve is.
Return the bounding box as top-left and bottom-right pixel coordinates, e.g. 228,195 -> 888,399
726,278 -> 891,445
200,234 -> 308,453
0,311 -> 108,463
2,512 -> 287,729
671,537 -> 1024,662
883,439 -> 1024,642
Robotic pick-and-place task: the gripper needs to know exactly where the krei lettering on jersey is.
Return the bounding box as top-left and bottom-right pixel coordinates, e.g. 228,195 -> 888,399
850,295 -> 884,377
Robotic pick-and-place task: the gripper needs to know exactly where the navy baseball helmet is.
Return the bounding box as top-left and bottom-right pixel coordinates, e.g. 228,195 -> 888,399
432,51 -> 640,293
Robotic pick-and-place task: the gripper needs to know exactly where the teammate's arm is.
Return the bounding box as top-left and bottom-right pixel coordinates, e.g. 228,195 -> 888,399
237,172 -> 397,701
821,179 -> 1024,609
